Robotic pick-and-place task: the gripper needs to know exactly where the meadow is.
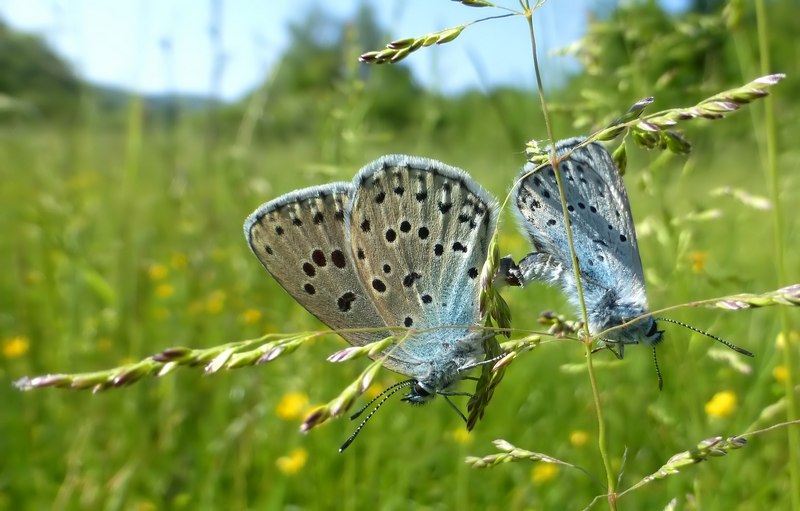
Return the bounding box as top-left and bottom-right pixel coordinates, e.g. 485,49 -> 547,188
2,2 -> 799,510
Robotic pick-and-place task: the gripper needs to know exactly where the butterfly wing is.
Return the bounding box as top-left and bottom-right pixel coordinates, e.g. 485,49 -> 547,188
347,155 -> 499,383
244,183 -> 386,347
514,138 -> 649,330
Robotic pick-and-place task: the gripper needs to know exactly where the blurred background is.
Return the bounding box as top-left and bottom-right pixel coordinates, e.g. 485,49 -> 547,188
1,0 -> 798,509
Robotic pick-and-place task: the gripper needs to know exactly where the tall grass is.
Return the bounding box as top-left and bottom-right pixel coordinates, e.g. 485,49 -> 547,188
2,1 -> 798,509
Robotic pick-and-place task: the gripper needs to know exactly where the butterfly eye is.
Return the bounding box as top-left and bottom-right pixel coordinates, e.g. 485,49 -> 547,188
646,320 -> 659,337
412,382 -> 432,397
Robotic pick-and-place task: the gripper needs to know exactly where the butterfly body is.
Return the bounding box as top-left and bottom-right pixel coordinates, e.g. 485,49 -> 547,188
512,137 -> 662,353
245,154 -> 497,399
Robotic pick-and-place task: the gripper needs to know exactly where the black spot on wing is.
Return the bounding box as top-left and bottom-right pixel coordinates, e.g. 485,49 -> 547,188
331,250 -> 346,269
403,272 -> 421,287
337,292 -> 357,312
312,250 -> 326,267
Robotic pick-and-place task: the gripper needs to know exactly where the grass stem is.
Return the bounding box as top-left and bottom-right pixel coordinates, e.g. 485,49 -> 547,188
754,0 -> 799,508
522,2 -> 616,507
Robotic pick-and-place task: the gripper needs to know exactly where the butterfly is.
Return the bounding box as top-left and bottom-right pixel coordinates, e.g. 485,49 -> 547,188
244,154 -> 499,442
505,137 -> 751,386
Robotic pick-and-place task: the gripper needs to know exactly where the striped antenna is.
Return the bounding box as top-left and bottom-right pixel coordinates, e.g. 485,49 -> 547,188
340,380 -> 416,452
656,317 -> 754,357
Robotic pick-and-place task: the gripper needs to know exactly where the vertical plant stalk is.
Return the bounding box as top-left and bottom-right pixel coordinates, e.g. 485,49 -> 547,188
520,1 -> 617,507
754,0 -> 799,507
120,95 -> 143,355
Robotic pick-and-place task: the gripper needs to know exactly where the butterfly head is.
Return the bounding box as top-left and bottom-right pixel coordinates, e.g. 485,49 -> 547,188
591,298 -> 663,347
640,317 -> 664,346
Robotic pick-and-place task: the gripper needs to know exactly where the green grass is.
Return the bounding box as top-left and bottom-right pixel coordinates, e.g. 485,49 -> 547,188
0,104 -> 797,509
1,2 -> 798,506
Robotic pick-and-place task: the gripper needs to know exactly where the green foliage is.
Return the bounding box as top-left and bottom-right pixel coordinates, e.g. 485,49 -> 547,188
1,1 -> 799,509
552,0 -> 799,135
254,5 -> 421,141
0,19 -> 80,119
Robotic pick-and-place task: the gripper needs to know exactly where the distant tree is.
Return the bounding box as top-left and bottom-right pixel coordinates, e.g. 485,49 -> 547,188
247,5 -> 420,138
0,18 -> 80,119
553,0 -> 797,133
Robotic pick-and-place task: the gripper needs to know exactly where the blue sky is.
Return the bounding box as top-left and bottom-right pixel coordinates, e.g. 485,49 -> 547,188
0,0 -> 688,101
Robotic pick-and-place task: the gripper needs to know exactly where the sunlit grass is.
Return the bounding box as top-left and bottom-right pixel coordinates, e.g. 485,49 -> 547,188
2,117 -> 796,508
2,6 -> 798,509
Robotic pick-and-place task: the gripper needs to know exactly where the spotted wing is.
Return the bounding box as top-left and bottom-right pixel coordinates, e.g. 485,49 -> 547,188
244,183 -> 386,347
347,155 -> 498,379
513,137 -> 646,301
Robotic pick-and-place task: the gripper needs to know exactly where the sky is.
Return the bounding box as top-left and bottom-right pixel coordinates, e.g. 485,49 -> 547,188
0,0 -> 689,101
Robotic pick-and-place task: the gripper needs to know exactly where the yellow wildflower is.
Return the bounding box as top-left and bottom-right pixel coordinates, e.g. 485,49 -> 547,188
569,430 -> 589,447
450,427 -> 472,445
155,284 -> 175,299
531,463 -> 559,484
3,336 -> 29,359
211,248 -> 227,263
276,448 -> 308,475
188,300 -> 204,315
776,331 -> 800,349
96,337 -> 113,352
134,500 -> 157,511
365,383 -> 383,399
773,366 -> 788,384
206,290 -> 226,314
275,392 -> 310,420
170,253 -> 188,270
25,271 -> 43,285
240,308 -> 262,325
705,390 -> 737,418
148,264 -> 168,280
688,251 -> 708,274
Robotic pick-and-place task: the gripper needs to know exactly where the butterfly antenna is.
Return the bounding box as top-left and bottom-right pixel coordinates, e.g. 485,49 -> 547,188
339,380 -> 415,452
349,380 -> 414,420
652,346 -> 663,391
443,395 -> 468,423
656,317 -> 754,357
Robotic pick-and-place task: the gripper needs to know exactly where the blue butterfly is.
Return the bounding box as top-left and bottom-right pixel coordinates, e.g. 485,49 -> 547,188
505,137 -> 751,386
244,155 -> 499,447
